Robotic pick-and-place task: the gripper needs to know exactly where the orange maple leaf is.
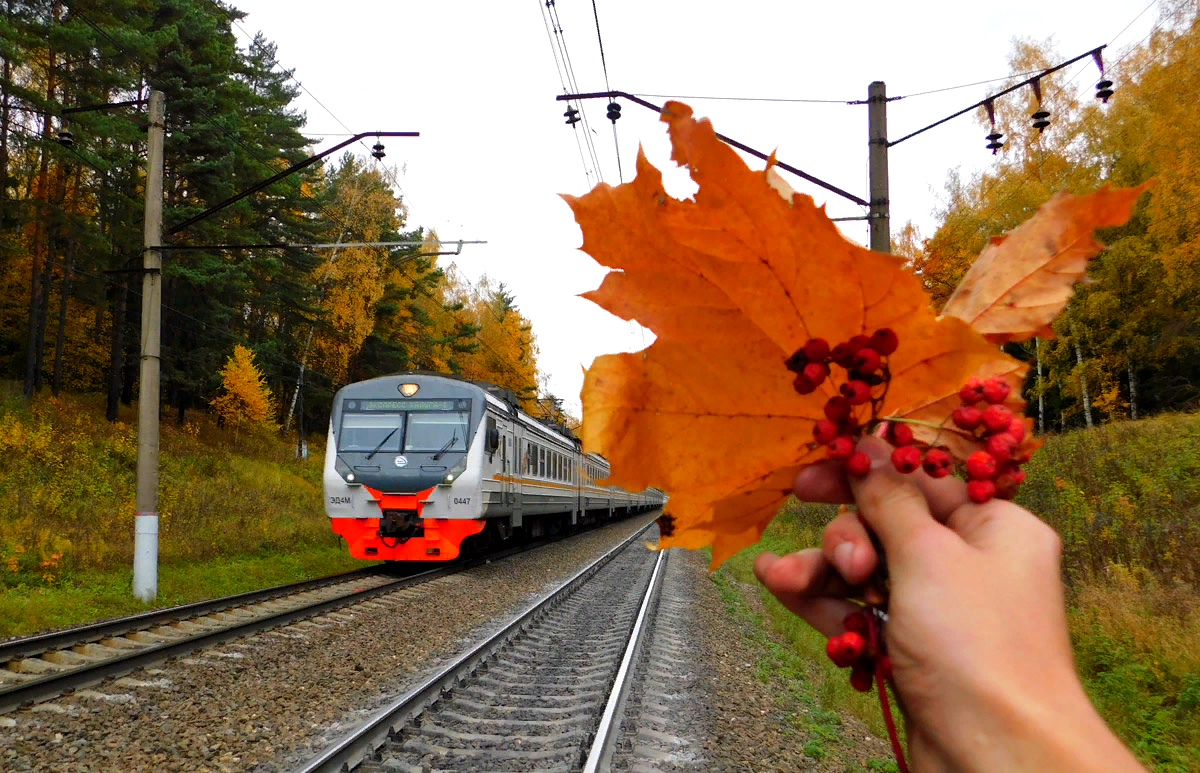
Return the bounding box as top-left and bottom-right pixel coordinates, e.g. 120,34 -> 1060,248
568,102 -> 1028,567
940,183 -> 1150,344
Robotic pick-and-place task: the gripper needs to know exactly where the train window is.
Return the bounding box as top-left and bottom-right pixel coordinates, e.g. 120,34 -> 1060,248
526,443 -> 533,474
555,454 -> 561,480
404,409 -> 469,453
338,413 -> 403,453
539,447 -> 545,478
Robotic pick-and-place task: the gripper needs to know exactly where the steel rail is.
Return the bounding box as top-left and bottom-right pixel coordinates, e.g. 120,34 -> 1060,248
0,521 -> 626,714
0,565 -> 385,664
295,518 -> 659,773
582,548 -> 668,773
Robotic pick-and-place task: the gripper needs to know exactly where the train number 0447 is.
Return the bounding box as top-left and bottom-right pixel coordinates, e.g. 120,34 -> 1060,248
453,497 -> 471,505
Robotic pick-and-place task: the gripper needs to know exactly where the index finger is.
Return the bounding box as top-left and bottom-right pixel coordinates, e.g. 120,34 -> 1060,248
793,455 -> 970,523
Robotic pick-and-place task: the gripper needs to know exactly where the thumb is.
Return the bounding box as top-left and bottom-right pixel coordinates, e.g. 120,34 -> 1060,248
847,436 -> 940,561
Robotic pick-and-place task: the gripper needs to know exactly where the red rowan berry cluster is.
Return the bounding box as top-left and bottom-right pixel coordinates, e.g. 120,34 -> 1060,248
826,609 -> 892,693
787,329 -> 898,478
951,375 -> 1030,504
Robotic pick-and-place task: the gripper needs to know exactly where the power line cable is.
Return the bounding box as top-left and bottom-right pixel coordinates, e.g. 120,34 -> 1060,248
588,0 -> 623,184
536,0 -> 594,187
545,0 -> 605,182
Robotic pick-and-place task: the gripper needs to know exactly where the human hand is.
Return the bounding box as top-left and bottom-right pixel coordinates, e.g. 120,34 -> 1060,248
753,436 -> 1146,773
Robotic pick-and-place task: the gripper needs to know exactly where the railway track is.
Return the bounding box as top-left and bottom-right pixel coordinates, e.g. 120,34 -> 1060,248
0,526 -> 609,715
297,521 -> 667,773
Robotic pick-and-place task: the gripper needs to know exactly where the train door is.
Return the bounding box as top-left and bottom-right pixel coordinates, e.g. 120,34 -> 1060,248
510,423 -> 523,527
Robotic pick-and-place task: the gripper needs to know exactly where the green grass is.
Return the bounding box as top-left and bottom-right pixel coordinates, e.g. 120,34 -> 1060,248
718,412 -> 1200,772
0,384 -> 380,637
0,543 -> 375,638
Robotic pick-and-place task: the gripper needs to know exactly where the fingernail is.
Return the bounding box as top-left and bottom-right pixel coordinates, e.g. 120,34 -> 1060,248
834,541 -> 855,575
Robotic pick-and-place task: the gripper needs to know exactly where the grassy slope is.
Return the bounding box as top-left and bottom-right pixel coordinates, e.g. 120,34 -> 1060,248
0,385 -> 377,637
718,412 -> 1200,773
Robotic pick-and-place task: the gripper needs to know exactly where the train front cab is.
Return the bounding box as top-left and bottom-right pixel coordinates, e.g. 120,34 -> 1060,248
330,488 -> 486,562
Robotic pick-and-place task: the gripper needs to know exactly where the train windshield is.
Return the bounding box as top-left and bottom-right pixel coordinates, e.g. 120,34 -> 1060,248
338,413 -> 404,453
405,410 -> 470,453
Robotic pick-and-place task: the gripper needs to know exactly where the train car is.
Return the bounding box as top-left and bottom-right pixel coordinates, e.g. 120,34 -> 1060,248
324,372 -> 666,561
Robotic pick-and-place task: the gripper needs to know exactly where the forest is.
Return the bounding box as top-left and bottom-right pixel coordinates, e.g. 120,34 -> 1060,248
0,0 -> 556,438
1,1 -> 1197,437
896,2 -> 1200,428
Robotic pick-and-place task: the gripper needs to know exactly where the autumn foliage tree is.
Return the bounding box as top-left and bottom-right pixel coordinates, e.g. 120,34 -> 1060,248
211,346 -> 276,441
901,12 -> 1200,428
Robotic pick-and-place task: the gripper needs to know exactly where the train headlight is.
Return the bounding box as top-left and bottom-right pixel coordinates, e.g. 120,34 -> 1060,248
334,455 -> 360,485
438,456 -> 468,487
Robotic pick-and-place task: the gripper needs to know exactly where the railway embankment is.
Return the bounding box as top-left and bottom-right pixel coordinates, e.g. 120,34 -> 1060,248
0,387 -> 358,638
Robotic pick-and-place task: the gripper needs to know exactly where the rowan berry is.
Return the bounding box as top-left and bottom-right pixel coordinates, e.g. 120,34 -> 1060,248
967,478 -> 997,504
886,422 -> 914,446
959,376 -> 986,404
803,361 -> 829,386
986,432 -> 1019,462
785,349 -> 808,374
824,396 -> 852,422
922,448 -> 953,478
993,466 -> 1027,500
841,379 -> 872,405
1006,418 -> 1026,443
813,419 -> 840,445
852,346 -> 882,373
980,404 -> 1014,433
826,631 -> 866,667
890,445 -> 922,474
869,327 -> 899,356
843,610 -> 869,635
803,337 -> 831,362
952,404 -> 982,431
848,334 -> 871,352
827,436 -> 855,460
846,451 -> 872,478
982,376 -> 1011,404
850,662 -> 875,692
830,342 -> 856,368
792,374 -> 817,395
966,451 -> 998,481
850,370 -> 885,387
877,654 -> 893,681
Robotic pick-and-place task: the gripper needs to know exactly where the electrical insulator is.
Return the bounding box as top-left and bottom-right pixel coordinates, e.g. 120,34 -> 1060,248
57,130 -> 74,147
983,99 -> 1003,155
563,107 -> 580,126
1031,109 -> 1051,133
606,101 -> 621,122
371,140 -> 385,160
1096,79 -> 1114,103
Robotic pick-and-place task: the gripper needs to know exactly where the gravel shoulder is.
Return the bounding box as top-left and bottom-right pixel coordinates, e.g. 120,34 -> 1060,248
0,515 -> 657,773
648,547 -> 896,773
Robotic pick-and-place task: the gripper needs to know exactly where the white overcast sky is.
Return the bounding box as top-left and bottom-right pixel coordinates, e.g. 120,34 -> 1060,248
232,0 -> 1158,416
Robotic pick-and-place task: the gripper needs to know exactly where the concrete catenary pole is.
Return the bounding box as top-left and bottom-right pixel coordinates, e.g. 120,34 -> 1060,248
134,89 -> 165,601
867,81 -> 890,253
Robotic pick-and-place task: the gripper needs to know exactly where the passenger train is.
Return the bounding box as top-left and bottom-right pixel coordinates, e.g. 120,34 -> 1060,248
324,372 -> 666,561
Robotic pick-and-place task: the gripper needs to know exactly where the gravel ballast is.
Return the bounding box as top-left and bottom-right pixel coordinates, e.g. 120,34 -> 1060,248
0,516 -> 657,773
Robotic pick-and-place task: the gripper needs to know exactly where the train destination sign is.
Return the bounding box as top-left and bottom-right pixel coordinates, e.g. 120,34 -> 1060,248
346,398 -> 466,412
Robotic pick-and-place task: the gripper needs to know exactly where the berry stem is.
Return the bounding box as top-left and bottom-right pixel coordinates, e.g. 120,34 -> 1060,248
867,611 -> 910,773
878,415 -> 977,441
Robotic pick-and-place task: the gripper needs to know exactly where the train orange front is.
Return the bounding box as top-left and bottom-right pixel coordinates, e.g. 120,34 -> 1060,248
324,373 -> 666,560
